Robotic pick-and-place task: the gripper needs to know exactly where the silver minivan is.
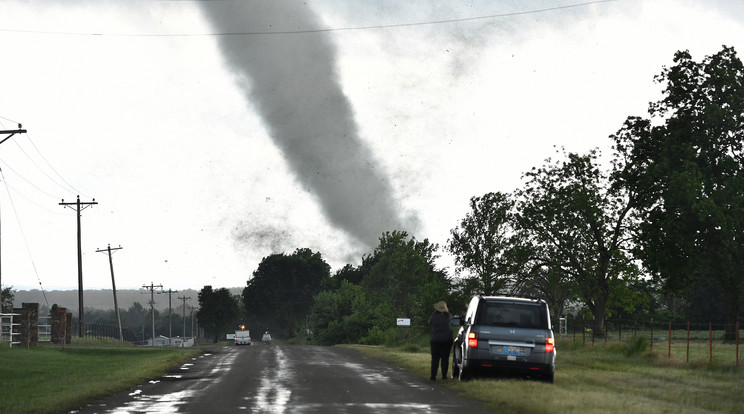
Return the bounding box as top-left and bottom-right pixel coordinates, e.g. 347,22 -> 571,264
452,296 -> 556,382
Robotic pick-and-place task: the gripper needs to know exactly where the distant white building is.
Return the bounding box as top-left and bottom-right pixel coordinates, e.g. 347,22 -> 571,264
146,335 -> 192,347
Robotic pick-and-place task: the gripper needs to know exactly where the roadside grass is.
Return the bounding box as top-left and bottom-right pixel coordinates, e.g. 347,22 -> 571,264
0,342 -> 201,414
346,338 -> 744,414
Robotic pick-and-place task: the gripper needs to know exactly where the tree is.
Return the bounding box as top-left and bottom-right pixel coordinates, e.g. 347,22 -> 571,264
196,286 -> 240,342
514,148 -> 640,334
612,46 -> 744,338
361,231 -> 449,324
242,248 -> 331,337
1,286 -> 13,313
309,280 -> 392,345
447,192 -> 515,296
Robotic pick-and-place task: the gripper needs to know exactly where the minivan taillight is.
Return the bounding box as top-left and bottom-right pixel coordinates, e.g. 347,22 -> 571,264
545,337 -> 555,353
467,332 -> 478,348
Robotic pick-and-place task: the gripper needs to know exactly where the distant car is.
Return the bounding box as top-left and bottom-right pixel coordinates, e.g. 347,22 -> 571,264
452,295 -> 556,383
261,332 -> 272,344
234,329 -> 251,346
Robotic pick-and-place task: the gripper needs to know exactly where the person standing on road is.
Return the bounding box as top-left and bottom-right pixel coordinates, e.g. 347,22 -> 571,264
428,300 -> 453,381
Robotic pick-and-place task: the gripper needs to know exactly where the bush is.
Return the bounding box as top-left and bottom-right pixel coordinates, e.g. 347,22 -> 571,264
400,343 -> 421,353
360,326 -> 387,345
623,335 -> 649,357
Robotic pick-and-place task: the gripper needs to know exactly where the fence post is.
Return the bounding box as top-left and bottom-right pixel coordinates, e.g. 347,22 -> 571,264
736,322 -> 739,367
668,322 -> 671,359
619,315 -> 622,341
650,318 -> 654,351
582,317 -> 585,344
686,322 -> 690,363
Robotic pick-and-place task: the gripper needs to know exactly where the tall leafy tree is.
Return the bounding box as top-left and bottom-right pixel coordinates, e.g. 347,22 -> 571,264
612,46 -> 744,338
242,248 -> 330,336
514,149 -> 640,333
361,231 -> 449,324
196,285 -> 240,342
447,192 -> 515,296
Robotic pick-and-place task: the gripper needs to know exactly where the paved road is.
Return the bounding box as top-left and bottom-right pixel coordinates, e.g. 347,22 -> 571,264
71,344 -> 493,413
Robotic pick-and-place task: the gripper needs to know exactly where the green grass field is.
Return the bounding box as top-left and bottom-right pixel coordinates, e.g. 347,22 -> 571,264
348,337 -> 744,414
0,340 -> 201,414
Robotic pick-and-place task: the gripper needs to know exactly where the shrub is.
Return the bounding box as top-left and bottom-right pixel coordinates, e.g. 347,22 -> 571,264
623,335 -> 649,357
360,326 -> 387,345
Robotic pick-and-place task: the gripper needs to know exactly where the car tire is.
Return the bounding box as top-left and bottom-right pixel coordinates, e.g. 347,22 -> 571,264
543,370 -> 554,384
451,346 -> 460,377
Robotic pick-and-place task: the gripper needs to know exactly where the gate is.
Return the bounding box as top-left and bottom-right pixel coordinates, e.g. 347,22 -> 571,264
0,313 -> 21,347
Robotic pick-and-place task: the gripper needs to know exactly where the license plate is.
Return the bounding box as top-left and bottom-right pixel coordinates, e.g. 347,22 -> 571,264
494,345 -> 528,356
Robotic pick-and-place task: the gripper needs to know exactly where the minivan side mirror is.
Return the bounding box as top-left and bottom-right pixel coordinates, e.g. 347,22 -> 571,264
451,314 -> 463,326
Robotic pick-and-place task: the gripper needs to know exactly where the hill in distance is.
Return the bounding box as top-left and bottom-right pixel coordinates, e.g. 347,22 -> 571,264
11,288 -> 244,313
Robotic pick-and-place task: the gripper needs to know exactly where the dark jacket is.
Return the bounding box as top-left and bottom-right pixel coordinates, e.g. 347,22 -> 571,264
429,312 -> 453,342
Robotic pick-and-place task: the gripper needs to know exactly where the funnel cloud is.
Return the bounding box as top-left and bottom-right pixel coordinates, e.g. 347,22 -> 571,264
200,2 -> 415,250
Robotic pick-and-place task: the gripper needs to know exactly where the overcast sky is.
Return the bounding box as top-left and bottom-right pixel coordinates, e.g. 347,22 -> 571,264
1,0 -> 743,292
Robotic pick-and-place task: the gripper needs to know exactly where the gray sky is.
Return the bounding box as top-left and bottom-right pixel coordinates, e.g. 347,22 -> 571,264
1,0 -> 742,291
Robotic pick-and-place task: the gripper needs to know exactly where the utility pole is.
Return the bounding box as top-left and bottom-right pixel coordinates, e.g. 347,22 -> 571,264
142,282 -> 162,346
60,195 -> 97,337
178,295 -> 191,339
158,288 -> 178,346
96,244 -> 123,342
0,125 -> 26,298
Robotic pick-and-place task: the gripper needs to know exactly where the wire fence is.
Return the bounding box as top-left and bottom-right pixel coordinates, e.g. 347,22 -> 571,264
560,317 -> 742,366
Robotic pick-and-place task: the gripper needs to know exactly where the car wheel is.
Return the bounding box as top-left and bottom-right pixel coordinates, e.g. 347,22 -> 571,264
451,347 -> 460,377
543,371 -> 554,384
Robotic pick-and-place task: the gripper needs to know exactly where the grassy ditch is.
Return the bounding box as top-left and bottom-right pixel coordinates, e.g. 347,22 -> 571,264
346,337 -> 744,414
0,342 -> 201,414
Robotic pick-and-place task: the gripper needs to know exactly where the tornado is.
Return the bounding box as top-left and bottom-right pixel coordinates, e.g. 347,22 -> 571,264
200,2 -> 414,249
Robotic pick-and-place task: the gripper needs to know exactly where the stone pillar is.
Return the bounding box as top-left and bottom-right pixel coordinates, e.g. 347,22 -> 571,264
51,305 -> 72,345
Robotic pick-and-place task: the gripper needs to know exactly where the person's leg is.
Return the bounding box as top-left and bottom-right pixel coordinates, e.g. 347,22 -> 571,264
430,341 -> 438,380
440,340 -> 453,378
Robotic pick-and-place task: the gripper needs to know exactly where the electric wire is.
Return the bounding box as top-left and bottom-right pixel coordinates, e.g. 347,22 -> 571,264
0,0 -> 620,37
0,158 -> 62,200
0,168 -> 50,307
16,133 -> 91,199
0,178 -> 65,215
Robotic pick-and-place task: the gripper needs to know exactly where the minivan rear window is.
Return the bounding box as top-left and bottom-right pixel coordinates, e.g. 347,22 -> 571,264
478,301 -> 548,329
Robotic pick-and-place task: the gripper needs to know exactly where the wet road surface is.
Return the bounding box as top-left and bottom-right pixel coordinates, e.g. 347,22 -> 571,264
71,344 -> 493,413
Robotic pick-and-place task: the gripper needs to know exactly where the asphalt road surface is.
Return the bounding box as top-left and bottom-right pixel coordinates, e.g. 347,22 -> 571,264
71,344 -> 494,414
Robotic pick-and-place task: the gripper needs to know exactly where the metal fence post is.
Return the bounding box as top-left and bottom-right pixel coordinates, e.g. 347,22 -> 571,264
686,321 -> 690,363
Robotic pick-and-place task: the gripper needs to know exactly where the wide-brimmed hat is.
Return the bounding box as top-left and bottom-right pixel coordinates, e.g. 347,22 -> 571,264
434,301 -> 448,313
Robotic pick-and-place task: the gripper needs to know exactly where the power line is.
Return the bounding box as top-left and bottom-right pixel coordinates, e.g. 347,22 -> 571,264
0,175 -> 64,215
0,158 -> 62,200
21,133 -> 92,199
0,168 -> 49,307
0,0 -> 620,37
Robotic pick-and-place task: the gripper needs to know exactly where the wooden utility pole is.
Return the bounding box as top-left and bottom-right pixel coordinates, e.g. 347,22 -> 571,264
60,195 -> 97,337
142,282 -> 162,346
96,244 -> 123,342
178,295 -> 191,339
158,288 -> 178,346
0,125 -> 26,299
